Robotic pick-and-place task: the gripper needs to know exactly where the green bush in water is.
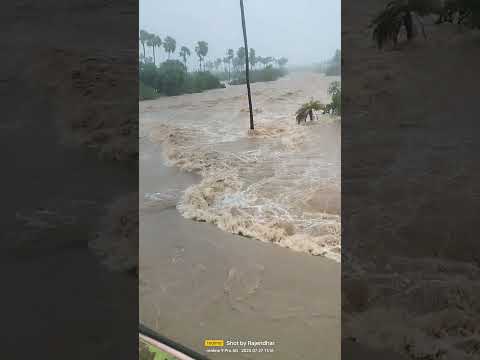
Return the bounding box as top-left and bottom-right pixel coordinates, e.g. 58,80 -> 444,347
139,60 -> 224,97
139,63 -> 159,89
230,66 -> 287,85
157,60 -> 187,96
325,81 -> 341,115
296,100 -> 324,124
185,71 -> 225,93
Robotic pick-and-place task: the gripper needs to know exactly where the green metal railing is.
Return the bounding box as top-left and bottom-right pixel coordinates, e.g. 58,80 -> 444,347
139,323 -> 210,360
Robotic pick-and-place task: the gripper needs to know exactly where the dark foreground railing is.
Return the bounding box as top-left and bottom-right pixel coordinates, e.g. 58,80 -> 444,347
139,323 -> 211,360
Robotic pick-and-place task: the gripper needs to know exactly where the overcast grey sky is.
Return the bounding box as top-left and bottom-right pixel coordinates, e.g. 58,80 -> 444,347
140,0 -> 340,68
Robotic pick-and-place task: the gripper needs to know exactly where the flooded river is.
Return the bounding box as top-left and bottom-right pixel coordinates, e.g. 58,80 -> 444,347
140,72 -> 340,359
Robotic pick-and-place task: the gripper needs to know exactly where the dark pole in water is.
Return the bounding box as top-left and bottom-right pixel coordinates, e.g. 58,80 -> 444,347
240,0 -> 254,130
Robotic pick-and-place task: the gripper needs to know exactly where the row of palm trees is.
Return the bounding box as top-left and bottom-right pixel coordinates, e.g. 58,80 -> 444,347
139,30 -> 287,76
211,48 -> 288,75
139,30 -> 176,64
139,30 -> 209,71
139,1 -> 256,129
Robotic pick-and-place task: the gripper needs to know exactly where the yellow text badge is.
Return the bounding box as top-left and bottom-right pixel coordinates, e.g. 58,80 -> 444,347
204,339 -> 224,347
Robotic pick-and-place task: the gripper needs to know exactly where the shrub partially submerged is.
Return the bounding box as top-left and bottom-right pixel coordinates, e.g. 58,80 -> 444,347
230,65 -> 287,85
371,0 -> 480,49
139,60 -> 225,97
296,100 -> 324,124
370,0 -> 417,49
185,71 -> 225,94
325,81 -> 341,115
295,82 -> 341,124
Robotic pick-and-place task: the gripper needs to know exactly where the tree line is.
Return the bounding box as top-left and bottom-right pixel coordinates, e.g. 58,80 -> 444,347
139,31 -> 222,99
139,30 -> 209,72
139,30 -> 288,76
213,47 -> 288,82
314,49 -> 341,76
139,29 -> 289,99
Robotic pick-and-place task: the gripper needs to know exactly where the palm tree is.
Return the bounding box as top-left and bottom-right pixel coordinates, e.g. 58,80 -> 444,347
227,49 -> 234,80
278,57 -> 288,67
214,58 -> 222,72
223,57 -> 229,75
179,46 -> 191,71
249,48 -> 256,70
239,0 -> 254,130
256,56 -> 263,68
296,100 -> 324,124
232,56 -> 241,74
237,47 -> 246,68
195,41 -> 208,71
370,1 -> 413,48
259,56 -> 269,68
163,36 -> 176,59
371,0 -> 480,50
369,0 -> 443,49
152,35 -> 162,65
139,30 -> 149,61
204,61 -> 213,72
146,33 -> 156,64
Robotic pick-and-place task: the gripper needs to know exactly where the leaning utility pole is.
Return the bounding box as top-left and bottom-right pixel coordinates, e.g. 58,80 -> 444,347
240,0 -> 254,130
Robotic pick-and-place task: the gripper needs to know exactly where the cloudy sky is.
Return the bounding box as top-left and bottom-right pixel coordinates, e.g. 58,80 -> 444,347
140,0 -> 340,68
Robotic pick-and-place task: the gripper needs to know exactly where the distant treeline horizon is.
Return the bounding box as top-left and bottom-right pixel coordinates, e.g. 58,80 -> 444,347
139,30 -> 289,74
139,29 -> 339,100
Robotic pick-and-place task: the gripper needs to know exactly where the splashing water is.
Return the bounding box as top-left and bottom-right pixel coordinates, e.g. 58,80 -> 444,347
141,72 -> 341,261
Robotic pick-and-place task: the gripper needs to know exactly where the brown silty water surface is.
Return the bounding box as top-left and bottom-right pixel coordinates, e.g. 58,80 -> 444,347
140,72 -> 340,359
141,72 -> 340,260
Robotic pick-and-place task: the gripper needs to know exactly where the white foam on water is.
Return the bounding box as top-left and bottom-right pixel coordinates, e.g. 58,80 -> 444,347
142,73 -> 341,261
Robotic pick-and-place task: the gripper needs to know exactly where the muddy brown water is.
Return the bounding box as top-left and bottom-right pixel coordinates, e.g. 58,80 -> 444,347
140,73 -> 340,359
141,72 -> 341,259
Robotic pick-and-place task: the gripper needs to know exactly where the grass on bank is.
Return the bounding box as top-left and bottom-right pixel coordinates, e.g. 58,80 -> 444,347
139,339 -> 178,360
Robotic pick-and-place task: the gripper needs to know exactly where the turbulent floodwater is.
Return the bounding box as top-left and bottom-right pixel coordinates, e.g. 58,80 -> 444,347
140,72 -> 340,261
